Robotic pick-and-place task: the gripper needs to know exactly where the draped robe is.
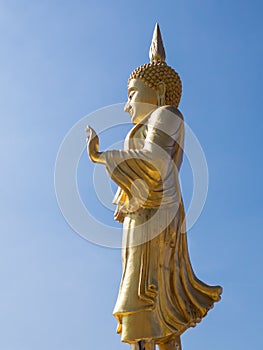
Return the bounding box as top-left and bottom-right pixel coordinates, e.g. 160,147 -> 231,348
104,106 -> 222,343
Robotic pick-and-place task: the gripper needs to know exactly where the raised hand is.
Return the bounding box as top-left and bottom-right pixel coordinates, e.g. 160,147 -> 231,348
86,126 -> 106,164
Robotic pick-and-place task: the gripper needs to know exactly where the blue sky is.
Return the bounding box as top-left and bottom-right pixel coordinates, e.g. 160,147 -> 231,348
0,0 -> 263,349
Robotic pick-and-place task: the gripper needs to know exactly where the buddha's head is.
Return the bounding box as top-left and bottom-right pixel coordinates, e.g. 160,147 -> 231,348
125,24 -> 182,124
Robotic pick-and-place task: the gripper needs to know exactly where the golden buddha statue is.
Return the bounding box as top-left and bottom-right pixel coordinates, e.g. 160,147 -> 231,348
86,23 -> 222,350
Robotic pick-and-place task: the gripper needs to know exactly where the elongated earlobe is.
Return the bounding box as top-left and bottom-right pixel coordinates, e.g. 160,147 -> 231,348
157,82 -> 166,106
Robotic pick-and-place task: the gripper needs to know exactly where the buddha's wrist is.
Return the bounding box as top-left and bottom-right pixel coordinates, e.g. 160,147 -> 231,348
93,151 -> 106,165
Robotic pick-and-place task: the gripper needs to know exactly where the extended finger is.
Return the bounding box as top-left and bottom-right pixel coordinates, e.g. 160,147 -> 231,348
90,130 -> 98,139
85,125 -> 92,133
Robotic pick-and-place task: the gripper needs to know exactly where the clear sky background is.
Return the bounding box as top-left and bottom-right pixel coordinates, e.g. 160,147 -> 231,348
1,0 -> 263,349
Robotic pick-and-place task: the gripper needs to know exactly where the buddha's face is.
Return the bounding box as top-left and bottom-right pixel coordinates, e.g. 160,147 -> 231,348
125,78 -> 158,124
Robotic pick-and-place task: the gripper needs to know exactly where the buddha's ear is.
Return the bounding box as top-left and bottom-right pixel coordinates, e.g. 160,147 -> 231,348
156,82 -> 166,106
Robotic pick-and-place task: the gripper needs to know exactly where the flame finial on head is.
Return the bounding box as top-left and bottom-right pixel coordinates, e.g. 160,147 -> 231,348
149,23 -> 166,63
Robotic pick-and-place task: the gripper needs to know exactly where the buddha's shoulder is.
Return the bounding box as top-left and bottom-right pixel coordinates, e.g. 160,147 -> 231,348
156,105 -> 184,120
148,106 -> 184,126
147,106 -> 184,135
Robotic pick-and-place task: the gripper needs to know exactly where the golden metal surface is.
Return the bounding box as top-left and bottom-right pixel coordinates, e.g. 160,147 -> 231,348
149,23 -> 166,62
86,24 -> 222,350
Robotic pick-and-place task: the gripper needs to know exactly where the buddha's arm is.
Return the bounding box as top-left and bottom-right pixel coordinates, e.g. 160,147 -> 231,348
86,108 -> 183,198
103,110 -> 183,198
